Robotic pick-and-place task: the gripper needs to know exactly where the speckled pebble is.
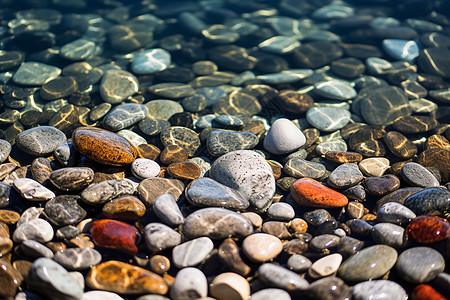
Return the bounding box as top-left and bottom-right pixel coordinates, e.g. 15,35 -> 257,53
352,280 -> 408,300
16,126 -> 67,156
131,158 -> 161,180
266,202 -> 295,221
400,162 -> 440,188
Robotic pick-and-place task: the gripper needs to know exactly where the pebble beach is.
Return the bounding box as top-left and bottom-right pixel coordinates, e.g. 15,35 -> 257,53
0,0 -> 449,299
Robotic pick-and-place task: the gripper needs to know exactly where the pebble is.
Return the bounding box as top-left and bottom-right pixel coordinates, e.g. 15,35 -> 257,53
12,62 -> 61,86
258,263 -> 309,291
352,280 -> 408,300
308,253 -> 342,279
100,70 -> 139,104
13,178 -> 55,202
81,178 -> 138,205
138,177 -> 184,207
250,289 -> 291,300
364,174 -> 400,196
266,202 -> 295,221
337,245 -> 398,283
309,234 -> 341,252
404,187 -> 450,216
170,267 -> 207,300
160,145 -> 188,165
152,194 -> 184,227
89,219 -> 140,255
49,167 -> 94,191
210,150 -> 275,211
182,207 -> 253,240
40,76 -> 78,100
275,90 -> 314,114
44,195 -> 86,226
395,247 -> 445,284
0,140 -> 11,163
186,177 -> 249,210
327,163 -> 363,189
291,178 -> 348,208
306,107 -> 351,132
54,248 -> 102,271
20,240 -> 54,259
314,80 -> 357,100
16,126 -> 66,156
207,130 -> 259,156
81,291 -> 124,300
167,161 -> 201,180
144,223 -> 181,253
407,215 -> 450,243
242,233 -> 282,263
54,141 -> 77,167
337,236 -> 364,258
103,103 -> 148,132
376,202 -> 416,226
400,162 -> 440,188
263,118 -> 306,155
146,100 -> 184,121
131,158 -> 160,180
172,237 -> 214,268
72,127 -> 138,166
287,254 -> 312,273
284,158 -> 327,179
218,238 -> 251,276
371,223 -> 406,249
315,139 -> 348,155
383,131 -> 417,159
131,48 -> 171,74
27,258 -> 83,300
410,284 -> 447,300
160,126 -> 200,156
306,277 -> 351,300
87,261 -> 167,295
358,157 -> 390,177
382,39 -> 419,62
210,272 -> 250,300
101,195 -> 146,221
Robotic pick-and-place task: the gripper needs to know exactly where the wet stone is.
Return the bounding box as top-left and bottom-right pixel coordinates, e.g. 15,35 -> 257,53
210,272 -> 250,300
275,90 -> 314,114
218,238 -> 251,276
54,141 -> 77,167
139,118 -> 171,136
182,207 -> 253,240
377,202 -> 416,226
0,140 -> 11,164
12,62 -> 61,86
331,57 -> 365,79
310,234 -> 341,252
131,158 -> 160,180
160,126 -> 200,157
102,195 -> 146,221
425,134 -> 450,151
352,280 -> 408,300
153,194 -> 184,227
186,177 -> 249,210
382,39 -> 419,62
87,260 -> 168,295
407,215 -> 450,244
207,130 -> 258,156
40,76 -> 78,100
27,258 -> 83,300
267,202 -> 295,221
148,255 -> 170,275
215,114 -> 245,126
100,70 -> 139,104
55,225 -> 80,240
264,118 -> 306,155
89,219 -> 139,255
250,289 -> 291,300
81,178 -> 138,206
72,127 -> 138,166
306,107 -> 351,132
13,218 -> 54,244
0,51 -> 24,71
138,177 -> 184,207
262,221 -> 292,239
393,116 -> 439,134
53,247 -> 101,271
0,183 -> 11,208
418,47 -> 450,79
20,240 -> 54,259
170,267 -> 207,300
49,167 -> 94,191
284,158 -> 326,179
137,144 -> 160,161
316,139 -> 348,155
417,148 -> 450,182
343,184 -> 366,202
401,162 -> 440,188
287,254 -> 312,273
17,207 -> 44,227
16,126 -> 66,156
303,209 -> 333,227
258,263 -> 309,291
103,103 -> 148,132
167,161 -> 201,180
291,41 -> 343,69
44,195 -> 86,226
291,178 -> 348,208
157,67 -> 195,83
131,48 -> 171,74
359,157 -> 390,177
208,45 -> 257,71
144,222 -> 181,253
337,245 -> 398,283
384,131 -> 417,159
337,236 -> 364,258
148,83 -> 195,99
395,247 -> 445,284
346,219 -> 373,237
172,236 -> 213,268
314,80 -> 357,101
89,103 -> 111,122
13,178 -> 55,201
371,223 -> 406,249
365,174 -> 400,196
210,150 -> 275,211
404,187 -> 450,216
327,163 -> 363,189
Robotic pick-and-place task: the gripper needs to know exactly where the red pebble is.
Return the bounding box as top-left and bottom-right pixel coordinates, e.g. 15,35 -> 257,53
290,178 -> 348,208
407,215 -> 450,243
89,219 -> 139,255
411,284 -> 447,300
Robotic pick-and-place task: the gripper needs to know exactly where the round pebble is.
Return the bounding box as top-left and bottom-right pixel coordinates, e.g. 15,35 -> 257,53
263,118 -> 306,155
131,158 -> 160,180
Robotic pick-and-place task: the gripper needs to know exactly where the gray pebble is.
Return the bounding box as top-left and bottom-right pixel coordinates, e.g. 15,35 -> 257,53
144,222 -> 181,253
13,178 -> 55,201
131,158 -> 160,180
250,288 -> 291,300
170,267 -> 207,300
371,223 -> 406,249
17,207 -> 44,227
12,62 -> 61,86
315,139 -> 348,155
13,218 -> 54,244
327,163 -> 363,189
54,141 -> 77,167
306,107 -> 351,132
103,103 -> 148,132
284,158 -> 326,179
314,80 -> 357,100
100,70 -> 139,104
153,194 -> 185,227
54,248 -> 102,270
287,254 -> 312,273
207,130 -> 259,156
44,195 -> 87,226
267,202 -> 295,221
80,179 -> 138,205
20,240 -> 54,259
81,291 -> 124,300
14,291 -> 44,300
16,126 -> 67,156
263,118 -> 306,155
376,202 -> 416,226
309,234 -> 341,252
352,280 -> 407,300
0,182 -> 11,208
172,236 -> 214,268
131,48 -> 171,74
337,236 -> 364,258
401,162 -> 440,188
49,167 -> 94,191
258,263 -> 309,291
55,225 -> 80,240
0,139 -> 11,163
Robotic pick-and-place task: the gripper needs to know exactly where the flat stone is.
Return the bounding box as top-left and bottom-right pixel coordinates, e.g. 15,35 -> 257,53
275,90 -> 314,114
49,167 -> 94,191
314,80 -> 357,100
160,126 -> 200,157
306,107 -> 351,132
54,141 -> 77,167
395,247 -> 445,284
250,289 -> 291,300
393,116 -> 439,134
331,57 -> 366,78
384,131 -> 417,159
371,223 -> 406,249
100,70 -> 139,104
131,48 -> 171,74
16,126 -> 66,156
418,47 -> 450,79
55,225 -> 80,240
210,150 -> 275,211
0,51 -> 24,71
103,103 -> 148,132
170,267 -> 207,300
12,62 -> 61,86
81,291 -> 125,300
182,207 -> 253,240
337,245 -> 398,283
138,177 -> 184,207
144,223 -> 181,253
172,237 -> 213,268
401,162 -> 440,188
213,91 -> 261,116
218,238 -> 251,276
284,158 -> 326,179
60,39 -> 98,60
210,272 -> 250,300
148,83 -> 195,99
365,174 -> 400,196
309,234 -> 341,252
359,157 -> 390,177
89,219 -> 139,255
337,236 -> 364,258
264,118 -> 306,155
160,144 -> 189,165
327,163 -> 364,189
44,195 -> 86,226
242,233 -> 282,263
352,280 -> 407,300
207,130 -> 259,156
404,187 -> 450,216
208,45 -> 257,71
167,161 -> 201,180
287,254 -> 312,272
266,202 -> 295,221
291,41 -> 343,69
153,194 -> 185,227
117,130 -> 147,148
101,195 -> 146,221
417,148 -> 450,182
131,158 -> 160,180
139,118 -> 171,136
258,263 -> 309,291
87,260 -> 167,295
186,177 -> 249,210
81,178 -> 138,205
382,39 -> 419,62
72,127 -> 138,166
40,76 -> 78,100
20,240 -> 53,259
16,207 -> 44,227
307,277 -> 351,300
308,253 -> 343,279
291,178 -> 348,208
316,139 -> 348,155
13,178 -> 55,201
0,140 -> 11,163
54,248 -> 102,270
376,202 -> 416,226
137,144 -> 161,160
27,258 -> 83,300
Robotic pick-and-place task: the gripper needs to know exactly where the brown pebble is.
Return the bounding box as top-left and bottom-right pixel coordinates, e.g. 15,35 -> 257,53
210,272 -> 250,300
283,239 -> 309,255
374,187 -> 423,212
361,214 -> 376,221
262,221 -> 292,239
324,151 -> 363,164
0,210 -> 20,225
0,258 -> 23,298
242,233 -> 283,263
290,218 -> 308,233
392,115 -> 439,133
167,162 -> 201,180
417,148 -> 450,182
303,128 -> 320,148
45,241 -> 67,253
102,195 -> 146,221
277,176 -> 297,191
138,177 -> 184,207
0,222 -> 9,238
364,174 -> 401,196
92,167 -> 126,184
383,131 -> 417,159
346,202 -> 365,219
218,238 -> 251,277
137,144 -> 161,160
160,144 -> 189,165
424,134 -> 450,151
0,237 -> 13,256
67,234 -> 95,248
241,212 -> 262,228
241,120 -> 265,137
149,255 -> 171,275
30,157 -> 55,184
276,90 -> 314,114
267,160 -> 282,179
12,259 -> 32,278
